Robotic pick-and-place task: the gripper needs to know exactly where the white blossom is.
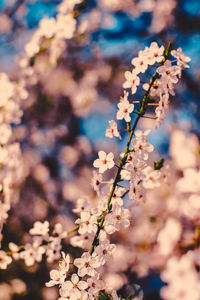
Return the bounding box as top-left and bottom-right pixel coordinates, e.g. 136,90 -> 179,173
75,211 -> 97,235
123,71 -> 140,94
132,130 -> 154,160
60,274 -> 88,299
0,250 -> 12,269
29,221 -> 49,236
93,151 -> 115,174
46,269 -> 65,287
74,252 -> 101,277
106,120 -> 121,139
171,48 -> 191,69
117,91 -> 134,122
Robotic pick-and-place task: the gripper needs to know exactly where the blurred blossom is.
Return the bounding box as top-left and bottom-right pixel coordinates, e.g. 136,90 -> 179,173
10,279 -> 26,295
32,164 -> 50,183
0,283 -> 11,300
60,145 -> 80,168
104,273 -> 126,290
170,130 -> 199,169
0,14 -> 12,34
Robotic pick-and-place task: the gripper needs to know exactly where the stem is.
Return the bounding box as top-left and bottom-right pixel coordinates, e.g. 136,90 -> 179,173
89,42 -> 172,255
67,225 -> 80,236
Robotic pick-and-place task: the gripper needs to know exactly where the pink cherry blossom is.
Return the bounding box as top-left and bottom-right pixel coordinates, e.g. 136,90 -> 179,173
0,250 -> 12,269
131,50 -> 149,74
123,71 -> 140,94
74,252 -> 101,277
93,151 -> 115,173
29,221 -> 49,236
106,120 -> 121,139
116,91 -> 134,122
171,48 -> 191,69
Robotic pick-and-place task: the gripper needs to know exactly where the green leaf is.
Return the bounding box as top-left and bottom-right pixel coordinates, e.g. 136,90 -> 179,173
164,41 -> 172,59
154,158 -> 164,170
99,291 -> 112,300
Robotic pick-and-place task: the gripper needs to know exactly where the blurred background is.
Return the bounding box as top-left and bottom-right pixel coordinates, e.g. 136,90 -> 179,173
0,0 -> 199,299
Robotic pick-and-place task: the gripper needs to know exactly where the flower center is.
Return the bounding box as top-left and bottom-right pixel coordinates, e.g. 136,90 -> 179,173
84,261 -> 90,267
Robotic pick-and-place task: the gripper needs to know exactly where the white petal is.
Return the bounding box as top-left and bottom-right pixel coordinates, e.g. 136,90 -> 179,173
98,150 -> 106,160
124,71 -> 132,80
71,273 -> 79,285
78,280 -> 88,290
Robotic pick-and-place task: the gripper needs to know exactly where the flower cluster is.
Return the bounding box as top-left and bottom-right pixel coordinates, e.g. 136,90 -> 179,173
0,73 -> 28,242
0,221 -> 66,269
43,43 -> 192,299
123,42 -> 191,128
19,0 -> 81,83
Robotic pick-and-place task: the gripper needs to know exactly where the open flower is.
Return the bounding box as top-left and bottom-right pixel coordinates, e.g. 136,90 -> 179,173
60,274 -> 88,299
93,151 -> 114,173
74,252 -> 101,277
123,70 -> 140,94
45,269 -> 65,287
0,250 -> 12,269
29,221 -> 49,236
117,91 -> 134,122
171,48 -> 191,69
106,120 -> 121,139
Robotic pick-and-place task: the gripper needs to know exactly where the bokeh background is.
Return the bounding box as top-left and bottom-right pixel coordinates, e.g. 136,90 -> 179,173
0,0 -> 199,299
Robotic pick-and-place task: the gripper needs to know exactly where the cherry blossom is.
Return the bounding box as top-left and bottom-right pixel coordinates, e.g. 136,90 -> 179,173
155,93 -> 169,127
129,181 -> 144,203
19,243 -> 45,266
123,70 -> 140,94
116,91 -> 134,122
75,211 -> 97,235
171,48 -> 191,69
29,221 -> 49,236
0,250 -> 12,269
73,197 -> 90,214
46,269 -> 66,287
39,18 -> 56,38
59,252 -> 70,273
147,42 -> 164,65
131,51 -> 149,74
61,274 -> 88,299
74,252 -> 101,277
106,120 -> 121,139
0,73 -> 14,106
70,232 -> 94,249
91,171 -> 103,195
104,205 -> 130,234
142,166 -> 161,189
132,130 -> 154,160
111,187 -> 126,206
56,14 -> 76,39
157,60 -> 180,84
93,151 -> 115,173
126,154 -> 147,181
94,239 -> 116,265
87,277 -> 104,297
8,243 -> 20,260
